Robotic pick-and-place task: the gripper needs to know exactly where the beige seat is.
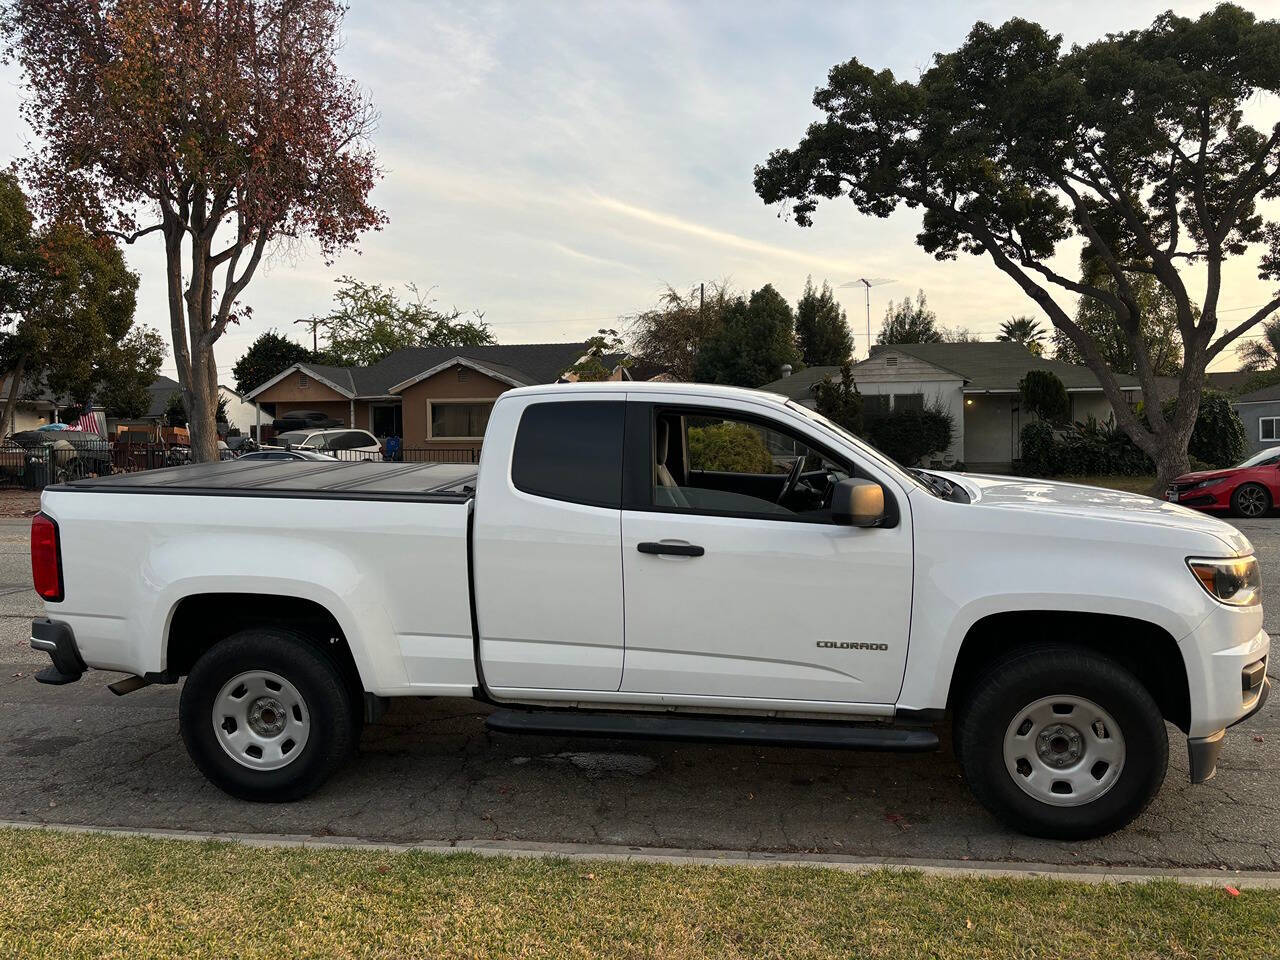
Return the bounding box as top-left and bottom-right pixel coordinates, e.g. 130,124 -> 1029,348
653,418 -> 690,509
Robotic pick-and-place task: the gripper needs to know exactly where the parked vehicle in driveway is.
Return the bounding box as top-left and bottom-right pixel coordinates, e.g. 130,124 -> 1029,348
1167,447 -> 1280,517
28,382 -> 1269,839
271,409 -> 343,433
237,449 -> 337,462
272,428 -> 383,461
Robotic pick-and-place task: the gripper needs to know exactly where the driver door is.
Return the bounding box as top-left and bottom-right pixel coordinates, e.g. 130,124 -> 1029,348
619,400 -> 913,706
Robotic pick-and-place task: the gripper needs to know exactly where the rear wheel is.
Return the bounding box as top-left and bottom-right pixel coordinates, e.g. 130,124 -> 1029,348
179,628 -> 358,801
1231,483 -> 1271,518
955,644 -> 1167,839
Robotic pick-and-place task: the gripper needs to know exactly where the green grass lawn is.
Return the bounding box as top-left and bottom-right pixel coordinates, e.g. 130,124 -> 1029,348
1054,474 -> 1160,495
0,828 -> 1275,959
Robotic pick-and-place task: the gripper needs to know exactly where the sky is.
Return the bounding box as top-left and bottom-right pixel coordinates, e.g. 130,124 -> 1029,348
1,0 -> 1278,379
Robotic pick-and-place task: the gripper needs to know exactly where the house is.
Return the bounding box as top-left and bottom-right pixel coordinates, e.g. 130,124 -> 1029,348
761,341 -> 1150,472
115,376 -> 271,435
245,341 -> 624,455
1230,381 -> 1280,455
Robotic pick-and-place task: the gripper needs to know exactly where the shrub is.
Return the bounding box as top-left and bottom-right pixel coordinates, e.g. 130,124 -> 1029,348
688,422 -> 774,473
1018,420 -> 1057,476
1168,390 -> 1245,469
812,362 -> 863,435
866,400 -> 955,466
1019,370 -> 1070,425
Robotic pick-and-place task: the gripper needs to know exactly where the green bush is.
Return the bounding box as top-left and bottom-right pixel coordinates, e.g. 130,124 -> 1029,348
1019,370 -> 1070,425
812,362 -> 863,435
866,402 -> 955,466
1167,391 -> 1245,469
1019,420 -> 1058,475
1019,416 -> 1152,477
687,422 -> 774,473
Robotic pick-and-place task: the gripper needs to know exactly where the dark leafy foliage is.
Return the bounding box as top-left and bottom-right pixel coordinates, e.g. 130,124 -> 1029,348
812,362 -> 864,435
865,402 -> 955,467
1019,370 -> 1071,425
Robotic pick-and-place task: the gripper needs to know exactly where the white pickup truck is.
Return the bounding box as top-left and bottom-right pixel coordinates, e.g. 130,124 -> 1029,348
28,382 -> 1269,839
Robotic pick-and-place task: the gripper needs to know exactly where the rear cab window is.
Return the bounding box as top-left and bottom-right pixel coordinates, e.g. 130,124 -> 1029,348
511,401 -> 625,508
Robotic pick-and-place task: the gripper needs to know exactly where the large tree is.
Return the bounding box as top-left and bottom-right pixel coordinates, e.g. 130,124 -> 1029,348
312,277 -> 492,367
877,290 -> 942,344
96,327 -> 167,420
695,283 -> 802,387
795,276 -> 853,365
232,330 -> 317,395
0,175 -> 140,431
628,280 -> 737,382
755,4 -> 1280,490
1053,257 -> 1184,376
2,0 -> 386,461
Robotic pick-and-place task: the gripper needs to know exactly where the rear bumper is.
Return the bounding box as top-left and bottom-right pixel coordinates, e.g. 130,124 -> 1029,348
30,617 -> 85,684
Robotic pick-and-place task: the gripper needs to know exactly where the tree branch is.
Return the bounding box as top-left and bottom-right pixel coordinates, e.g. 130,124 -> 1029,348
1206,296 -> 1280,362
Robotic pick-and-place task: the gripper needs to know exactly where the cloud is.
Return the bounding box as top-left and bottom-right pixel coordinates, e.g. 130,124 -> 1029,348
588,194 -> 858,276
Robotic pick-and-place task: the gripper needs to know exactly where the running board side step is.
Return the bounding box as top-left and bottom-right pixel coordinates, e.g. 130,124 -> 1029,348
485,709 -> 939,752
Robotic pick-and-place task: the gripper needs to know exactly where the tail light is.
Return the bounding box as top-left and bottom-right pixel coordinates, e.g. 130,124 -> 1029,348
31,512 -> 63,602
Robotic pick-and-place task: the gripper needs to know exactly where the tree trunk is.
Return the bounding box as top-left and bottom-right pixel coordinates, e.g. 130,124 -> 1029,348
1149,431 -> 1193,497
1,356 -> 27,437
185,346 -> 219,463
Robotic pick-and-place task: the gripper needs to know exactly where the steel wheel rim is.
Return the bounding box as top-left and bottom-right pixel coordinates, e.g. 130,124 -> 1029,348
212,670 -> 310,771
1002,695 -> 1125,808
1239,486 -> 1267,516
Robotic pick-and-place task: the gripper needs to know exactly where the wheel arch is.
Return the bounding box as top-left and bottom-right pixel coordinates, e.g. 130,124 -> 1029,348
163,592 -> 367,697
946,611 -> 1191,734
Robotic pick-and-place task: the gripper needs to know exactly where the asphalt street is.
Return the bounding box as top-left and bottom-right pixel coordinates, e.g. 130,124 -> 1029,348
2,514 -> 1278,869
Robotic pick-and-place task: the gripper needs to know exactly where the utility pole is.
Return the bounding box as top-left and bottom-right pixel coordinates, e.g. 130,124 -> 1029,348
699,282 -> 704,318
294,317 -> 320,353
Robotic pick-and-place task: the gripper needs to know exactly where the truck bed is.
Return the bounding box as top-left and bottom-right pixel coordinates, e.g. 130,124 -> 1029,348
55,459 -> 477,502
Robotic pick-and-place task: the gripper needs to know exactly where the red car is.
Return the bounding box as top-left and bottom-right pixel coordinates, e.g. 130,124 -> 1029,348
1167,447 -> 1280,517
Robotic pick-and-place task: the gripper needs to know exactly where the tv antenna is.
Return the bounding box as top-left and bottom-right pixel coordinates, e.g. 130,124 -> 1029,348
837,278 -> 894,354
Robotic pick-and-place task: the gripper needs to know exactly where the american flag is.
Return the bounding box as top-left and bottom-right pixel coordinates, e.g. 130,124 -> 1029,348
73,411 -> 104,436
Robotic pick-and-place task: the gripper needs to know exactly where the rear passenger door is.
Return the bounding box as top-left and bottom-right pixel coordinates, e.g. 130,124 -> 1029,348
471,394 -> 626,692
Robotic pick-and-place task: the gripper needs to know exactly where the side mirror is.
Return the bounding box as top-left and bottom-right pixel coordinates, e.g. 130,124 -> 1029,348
832,477 -> 886,527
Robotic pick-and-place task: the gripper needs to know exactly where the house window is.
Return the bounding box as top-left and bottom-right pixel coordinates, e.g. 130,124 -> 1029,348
892,392 -> 924,413
1261,417 -> 1280,442
864,394 -> 891,420
430,401 -> 493,439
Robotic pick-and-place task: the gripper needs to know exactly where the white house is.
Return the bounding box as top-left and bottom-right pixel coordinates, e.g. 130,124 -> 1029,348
762,341 -> 1148,472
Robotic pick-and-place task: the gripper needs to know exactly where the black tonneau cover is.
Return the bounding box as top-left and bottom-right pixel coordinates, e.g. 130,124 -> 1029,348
52,459 -> 476,503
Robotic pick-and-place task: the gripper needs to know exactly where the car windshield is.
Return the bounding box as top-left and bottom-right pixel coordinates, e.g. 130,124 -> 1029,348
1234,448 -> 1280,469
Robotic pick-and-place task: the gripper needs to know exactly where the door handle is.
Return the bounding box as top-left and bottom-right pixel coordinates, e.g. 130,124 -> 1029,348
637,541 -> 704,557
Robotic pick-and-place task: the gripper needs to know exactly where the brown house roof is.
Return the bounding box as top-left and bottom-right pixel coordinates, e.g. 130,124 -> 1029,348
246,342 -> 617,400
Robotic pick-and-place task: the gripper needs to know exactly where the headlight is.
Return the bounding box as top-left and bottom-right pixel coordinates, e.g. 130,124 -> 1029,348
1192,477 -> 1227,489
1188,556 -> 1262,606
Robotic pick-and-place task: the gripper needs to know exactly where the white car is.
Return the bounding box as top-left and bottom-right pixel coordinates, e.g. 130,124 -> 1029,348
272,428 -> 383,461
27,382 -> 1268,839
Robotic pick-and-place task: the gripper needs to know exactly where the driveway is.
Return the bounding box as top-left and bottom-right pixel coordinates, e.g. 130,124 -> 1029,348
1,516 -> 1278,869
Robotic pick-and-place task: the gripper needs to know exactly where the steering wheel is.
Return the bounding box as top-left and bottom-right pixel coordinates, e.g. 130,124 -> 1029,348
776,455 -> 805,505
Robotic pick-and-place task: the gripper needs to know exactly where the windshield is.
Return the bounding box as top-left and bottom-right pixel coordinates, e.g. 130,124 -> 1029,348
1234,447 -> 1280,469
786,401 -> 933,494
275,431 -> 313,447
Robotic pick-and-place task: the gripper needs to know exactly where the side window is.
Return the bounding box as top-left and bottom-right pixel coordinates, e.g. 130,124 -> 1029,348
652,408 -> 849,520
512,401 -> 624,508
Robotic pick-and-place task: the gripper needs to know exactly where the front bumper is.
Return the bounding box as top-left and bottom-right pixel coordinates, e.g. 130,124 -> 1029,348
1188,677 -> 1269,782
30,617 -> 84,684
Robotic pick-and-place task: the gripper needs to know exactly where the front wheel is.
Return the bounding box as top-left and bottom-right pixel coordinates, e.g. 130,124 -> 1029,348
1231,483 -> 1271,518
955,645 -> 1167,840
179,628 -> 358,801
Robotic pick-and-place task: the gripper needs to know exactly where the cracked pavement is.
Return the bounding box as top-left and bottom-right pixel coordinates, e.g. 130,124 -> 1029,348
2,515 -> 1278,869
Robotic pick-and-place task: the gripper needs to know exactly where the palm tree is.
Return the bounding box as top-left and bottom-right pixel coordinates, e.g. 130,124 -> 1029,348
997,316 -> 1047,355
1236,318 -> 1280,371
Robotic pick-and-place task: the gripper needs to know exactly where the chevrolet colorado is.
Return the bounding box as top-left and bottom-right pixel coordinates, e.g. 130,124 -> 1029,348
28,382 -> 1270,839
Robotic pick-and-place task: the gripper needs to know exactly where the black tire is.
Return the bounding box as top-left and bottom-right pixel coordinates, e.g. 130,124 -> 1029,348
954,644 -> 1168,840
1231,483 -> 1271,518
179,628 -> 358,802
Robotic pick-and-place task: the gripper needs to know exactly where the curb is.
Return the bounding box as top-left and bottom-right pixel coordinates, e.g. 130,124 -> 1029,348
2,818 -> 1277,888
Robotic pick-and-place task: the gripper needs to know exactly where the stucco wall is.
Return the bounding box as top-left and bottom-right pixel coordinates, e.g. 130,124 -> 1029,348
1234,400 -> 1280,454
398,364 -> 510,449
848,351 -> 965,464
